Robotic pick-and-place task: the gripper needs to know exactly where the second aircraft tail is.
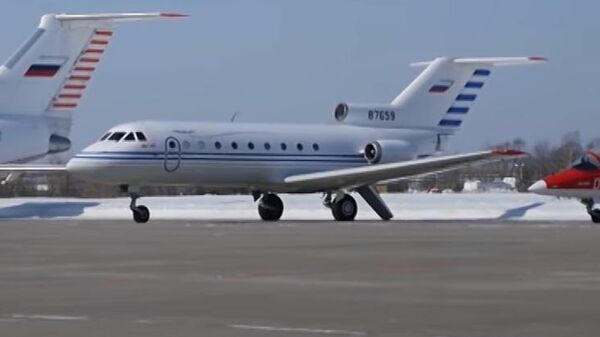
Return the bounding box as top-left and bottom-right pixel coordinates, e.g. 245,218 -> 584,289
335,56 -> 545,132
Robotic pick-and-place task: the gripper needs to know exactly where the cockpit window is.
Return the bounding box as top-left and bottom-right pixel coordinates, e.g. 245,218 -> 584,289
108,132 -> 126,141
572,152 -> 600,171
99,132 -> 112,141
135,132 -> 147,141
123,132 -> 136,141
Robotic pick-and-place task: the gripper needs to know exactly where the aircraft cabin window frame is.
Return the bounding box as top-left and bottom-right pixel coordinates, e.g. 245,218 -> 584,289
100,132 -> 112,141
231,142 -> 238,150
297,143 -> 304,151
264,142 -> 271,150
312,143 -> 319,151
135,132 -> 147,141
108,132 -> 126,142
281,143 -> 287,151
123,132 -> 136,141
248,142 -> 255,150
215,141 -> 222,150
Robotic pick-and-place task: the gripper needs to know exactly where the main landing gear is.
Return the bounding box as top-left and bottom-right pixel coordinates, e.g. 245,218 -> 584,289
582,198 -> 600,223
253,185 -> 393,222
323,193 -> 358,221
257,193 -> 284,221
128,190 -> 150,223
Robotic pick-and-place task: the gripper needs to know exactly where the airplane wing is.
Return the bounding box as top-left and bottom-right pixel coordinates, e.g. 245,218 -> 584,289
284,149 -> 525,192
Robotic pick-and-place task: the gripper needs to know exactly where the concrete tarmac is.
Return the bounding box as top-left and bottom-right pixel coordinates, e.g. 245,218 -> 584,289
0,220 -> 599,336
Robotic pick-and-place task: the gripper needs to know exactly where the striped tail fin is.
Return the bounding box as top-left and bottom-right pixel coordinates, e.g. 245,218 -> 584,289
390,57 -> 546,131
0,12 -> 186,117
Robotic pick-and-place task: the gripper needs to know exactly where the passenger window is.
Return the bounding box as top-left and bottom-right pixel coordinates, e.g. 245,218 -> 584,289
123,132 -> 136,141
135,132 -> 147,141
297,143 -> 303,151
100,133 -> 111,141
215,141 -> 222,149
108,132 -> 126,141
231,142 -> 238,150
248,142 -> 254,150
264,142 -> 271,150
312,143 -> 319,151
281,143 -> 287,151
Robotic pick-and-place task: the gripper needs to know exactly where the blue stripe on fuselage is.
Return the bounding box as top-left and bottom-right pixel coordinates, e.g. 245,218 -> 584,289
74,156 -> 366,163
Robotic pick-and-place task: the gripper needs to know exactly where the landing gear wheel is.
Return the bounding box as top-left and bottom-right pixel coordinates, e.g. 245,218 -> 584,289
332,194 -> 357,221
258,193 -> 284,221
582,199 -> 600,224
129,191 -> 150,223
132,205 -> 150,223
589,209 -> 600,224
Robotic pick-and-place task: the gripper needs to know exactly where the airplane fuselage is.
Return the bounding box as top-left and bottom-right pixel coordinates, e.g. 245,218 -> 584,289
67,121 -> 441,193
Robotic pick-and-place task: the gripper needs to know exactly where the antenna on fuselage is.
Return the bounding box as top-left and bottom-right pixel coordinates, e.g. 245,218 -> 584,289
230,112 -> 240,123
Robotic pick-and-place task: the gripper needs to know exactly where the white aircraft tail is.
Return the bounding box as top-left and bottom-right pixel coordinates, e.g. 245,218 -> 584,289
0,12 -> 186,118
391,56 -> 546,129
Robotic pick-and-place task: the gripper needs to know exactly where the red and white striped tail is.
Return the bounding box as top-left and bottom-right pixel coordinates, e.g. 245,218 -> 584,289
47,29 -> 113,111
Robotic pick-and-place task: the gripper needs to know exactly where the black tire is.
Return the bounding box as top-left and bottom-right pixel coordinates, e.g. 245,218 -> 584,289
332,194 -> 357,221
590,210 -> 600,224
133,205 -> 150,223
258,193 -> 284,221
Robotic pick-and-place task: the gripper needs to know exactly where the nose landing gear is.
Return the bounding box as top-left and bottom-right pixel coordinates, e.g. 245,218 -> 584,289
129,192 -> 150,223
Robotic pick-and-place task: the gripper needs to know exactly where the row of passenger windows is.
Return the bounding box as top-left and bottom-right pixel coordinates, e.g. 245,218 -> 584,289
173,140 -> 320,152
102,132 -> 321,152
100,131 -> 147,142
216,141 -> 319,152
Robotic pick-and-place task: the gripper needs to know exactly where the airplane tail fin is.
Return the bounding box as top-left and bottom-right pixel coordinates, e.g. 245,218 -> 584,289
390,56 -> 546,130
0,12 -> 186,119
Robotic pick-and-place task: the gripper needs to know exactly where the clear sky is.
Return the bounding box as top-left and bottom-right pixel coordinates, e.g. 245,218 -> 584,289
0,0 -> 596,152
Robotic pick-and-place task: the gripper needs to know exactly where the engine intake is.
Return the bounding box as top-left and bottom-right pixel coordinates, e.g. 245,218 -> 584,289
48,134 -> 71,153
334,102 -> 399,126
362,140 -> 415,164
363,142 -> 382,164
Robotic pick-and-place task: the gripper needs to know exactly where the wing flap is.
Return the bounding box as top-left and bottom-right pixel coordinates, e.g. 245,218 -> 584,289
284,150 -> 525,191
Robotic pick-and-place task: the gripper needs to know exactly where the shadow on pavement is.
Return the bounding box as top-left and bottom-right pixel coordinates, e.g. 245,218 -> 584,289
497,202 -> 545,220
0,201 -> 100,219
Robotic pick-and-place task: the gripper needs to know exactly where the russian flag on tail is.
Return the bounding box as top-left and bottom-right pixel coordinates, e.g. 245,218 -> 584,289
24,64 -> 61,77
429,79 -> 454,94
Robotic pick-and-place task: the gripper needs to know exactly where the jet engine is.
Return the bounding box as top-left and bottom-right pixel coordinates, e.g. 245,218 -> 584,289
363,140 -> 414,164
48,134 -> 71,153
334,102 -> 399,126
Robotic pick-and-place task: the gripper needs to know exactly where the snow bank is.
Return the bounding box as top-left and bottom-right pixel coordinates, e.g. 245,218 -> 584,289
0,193 -> 588,221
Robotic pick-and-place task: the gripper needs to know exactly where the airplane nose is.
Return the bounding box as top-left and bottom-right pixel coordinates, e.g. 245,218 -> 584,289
528,180 -> 548,194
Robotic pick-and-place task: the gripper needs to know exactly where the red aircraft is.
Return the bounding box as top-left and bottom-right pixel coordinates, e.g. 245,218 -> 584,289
529,150 -> 600,222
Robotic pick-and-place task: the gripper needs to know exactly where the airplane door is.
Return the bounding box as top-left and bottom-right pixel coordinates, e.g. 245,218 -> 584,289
164,136 -> 181,173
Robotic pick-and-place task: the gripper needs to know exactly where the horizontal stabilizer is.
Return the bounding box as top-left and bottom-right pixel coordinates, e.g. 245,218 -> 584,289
54,12 -> 188,22
411,56 -> 547,67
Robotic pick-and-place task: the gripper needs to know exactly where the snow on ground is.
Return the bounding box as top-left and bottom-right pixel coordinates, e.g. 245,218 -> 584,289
0,192 -> 588,221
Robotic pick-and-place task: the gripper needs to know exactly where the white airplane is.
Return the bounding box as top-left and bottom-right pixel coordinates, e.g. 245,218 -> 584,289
5,56 -> 544,222
0,12 -> 184,167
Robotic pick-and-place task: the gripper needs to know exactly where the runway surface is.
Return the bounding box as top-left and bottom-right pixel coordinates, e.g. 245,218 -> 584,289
1,220 -> 599,336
